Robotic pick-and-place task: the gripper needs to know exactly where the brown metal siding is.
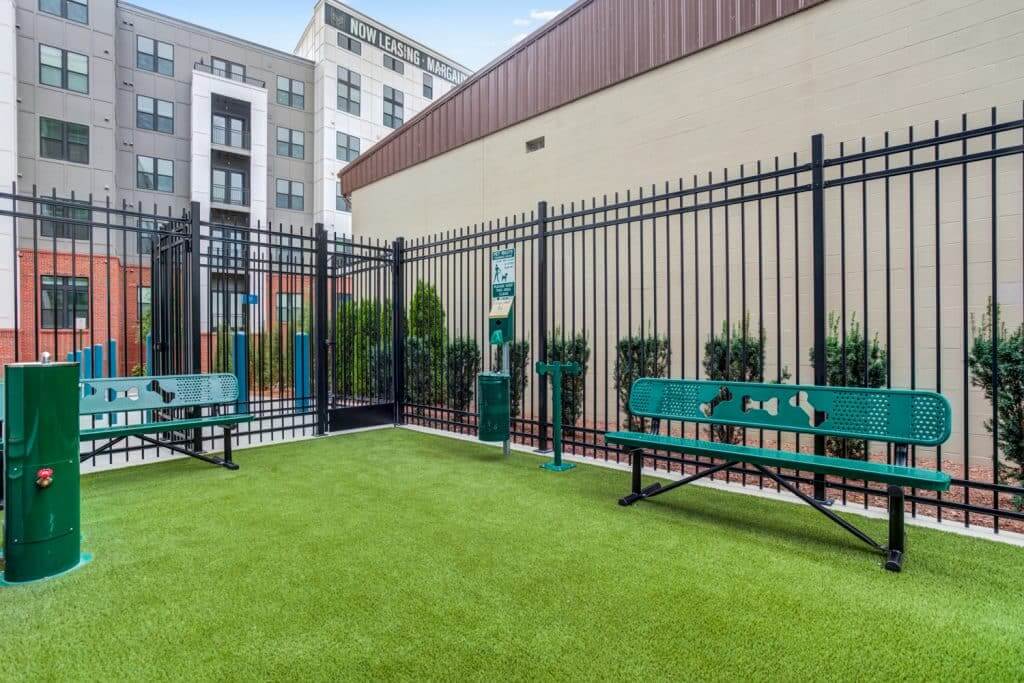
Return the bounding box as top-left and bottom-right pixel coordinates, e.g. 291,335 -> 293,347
340,0 -> 828,194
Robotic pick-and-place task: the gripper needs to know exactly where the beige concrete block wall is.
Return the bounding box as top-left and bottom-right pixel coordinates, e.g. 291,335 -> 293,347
353,0 -> 1024,468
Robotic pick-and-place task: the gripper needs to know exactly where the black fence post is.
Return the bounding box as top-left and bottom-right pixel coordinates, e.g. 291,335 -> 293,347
392,237 -> 405,426
314,223 -> 329,435
535,201 -> 550,452
189,201 -> 203,452
811,134 -> 828,502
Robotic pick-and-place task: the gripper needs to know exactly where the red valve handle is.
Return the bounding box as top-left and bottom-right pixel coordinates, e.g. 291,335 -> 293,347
36,468 -> 54,489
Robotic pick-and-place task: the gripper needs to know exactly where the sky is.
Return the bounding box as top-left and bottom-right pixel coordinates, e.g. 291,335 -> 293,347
133,0 -> 574,70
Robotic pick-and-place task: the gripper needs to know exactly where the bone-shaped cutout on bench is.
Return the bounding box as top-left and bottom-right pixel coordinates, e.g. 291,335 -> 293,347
698,385 -> 828,429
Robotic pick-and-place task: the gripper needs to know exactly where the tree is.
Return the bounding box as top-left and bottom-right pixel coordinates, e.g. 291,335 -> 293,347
614,334 -> 670,432
405,336 -> 433,414
446,338 -> 481,422
808,312 -> 887,459
968,300 -> 1024,487
546,330 -> 590,427
408,282 -> 445,403
704,316 -> 790,444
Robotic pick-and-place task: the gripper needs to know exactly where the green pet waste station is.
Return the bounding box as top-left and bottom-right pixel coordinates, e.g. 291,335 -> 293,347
2,357 -> 91,585
479,249 -> 516,454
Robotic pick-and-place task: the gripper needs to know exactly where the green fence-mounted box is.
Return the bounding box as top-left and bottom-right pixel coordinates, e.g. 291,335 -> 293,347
2,361 -> 90,585
478,372 -> 510,442
488,298 -> 514,346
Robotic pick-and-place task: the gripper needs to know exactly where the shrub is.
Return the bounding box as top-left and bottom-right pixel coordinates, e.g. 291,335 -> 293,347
614,334 -> 670,432
493,341 -> 531,418
546,330 -> 590,427
405,336 -> 433,414
368,343 -> 393,401
446,338 -> 481,421
807,312 -> 887,459
704,316 -> 790,444
968,300 -> 1024,485
335,299 -> 392,399
408,281 -> 446,402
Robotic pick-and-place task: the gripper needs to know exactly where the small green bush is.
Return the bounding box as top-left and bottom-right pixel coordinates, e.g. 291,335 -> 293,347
446,338 -> 481,421
808,312 -> 887,459
614,334 -> 670,432
406,336 -> 434,414
546,330 -> 590,427
408,282 -> 446,402
968,300 -> 1024,485
493,341 -> 531,418
704,316 -> 790,444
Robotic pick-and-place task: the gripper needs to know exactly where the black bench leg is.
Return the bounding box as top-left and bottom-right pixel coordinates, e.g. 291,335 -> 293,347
619,450 -> 662,506
885,484 -> 906,572
222,426 -> 239,471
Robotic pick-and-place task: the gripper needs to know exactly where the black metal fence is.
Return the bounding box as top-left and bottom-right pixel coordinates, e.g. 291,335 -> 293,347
0,104 -> 1022,532
395,105 -> 1024,533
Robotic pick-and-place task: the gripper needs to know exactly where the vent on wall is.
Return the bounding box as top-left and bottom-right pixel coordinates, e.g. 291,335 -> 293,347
525,137 -> 545,153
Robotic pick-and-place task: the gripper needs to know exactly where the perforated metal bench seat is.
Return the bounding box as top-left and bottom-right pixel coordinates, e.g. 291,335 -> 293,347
604,432 -> 951,491
606,378 -> 954,572
82,414 -> 251,442
77,374 -> 250,470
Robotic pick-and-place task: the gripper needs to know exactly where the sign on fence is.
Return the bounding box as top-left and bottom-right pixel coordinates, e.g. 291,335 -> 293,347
491,248 -> 515,300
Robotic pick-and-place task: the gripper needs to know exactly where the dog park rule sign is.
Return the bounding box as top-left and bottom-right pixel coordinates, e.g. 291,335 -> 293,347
492,249 -> 515,300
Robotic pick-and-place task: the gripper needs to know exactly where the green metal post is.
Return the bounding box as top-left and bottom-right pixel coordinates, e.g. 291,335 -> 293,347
2,358 -> 91,585
535,361 -> 581,472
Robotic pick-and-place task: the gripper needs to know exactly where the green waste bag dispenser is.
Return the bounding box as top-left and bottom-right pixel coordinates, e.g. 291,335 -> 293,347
2,356 -> 91,585
478,248 -> 516,454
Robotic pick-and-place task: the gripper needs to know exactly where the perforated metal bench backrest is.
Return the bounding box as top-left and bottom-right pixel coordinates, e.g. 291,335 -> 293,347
629,379 -> 951,446
79,374 -> 240,415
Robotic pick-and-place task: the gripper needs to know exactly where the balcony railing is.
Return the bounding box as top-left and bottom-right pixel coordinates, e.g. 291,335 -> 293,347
212,125 -> 251,150
194,61 -> 266,88
211,184 -> 250,207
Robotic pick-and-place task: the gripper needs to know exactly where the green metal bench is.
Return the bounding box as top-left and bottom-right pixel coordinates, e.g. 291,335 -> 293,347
605,379 -> 953,572
80,374 -> 251,470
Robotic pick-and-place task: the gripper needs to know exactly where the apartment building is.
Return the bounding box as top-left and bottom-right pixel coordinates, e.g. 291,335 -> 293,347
0,0 -> 469,367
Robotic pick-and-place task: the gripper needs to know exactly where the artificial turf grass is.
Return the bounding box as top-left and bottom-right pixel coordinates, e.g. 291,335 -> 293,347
0,429 -> 1022,681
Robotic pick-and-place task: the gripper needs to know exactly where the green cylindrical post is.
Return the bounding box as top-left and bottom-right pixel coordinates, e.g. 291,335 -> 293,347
536,361 -> 580,472
2,360 -> 90,585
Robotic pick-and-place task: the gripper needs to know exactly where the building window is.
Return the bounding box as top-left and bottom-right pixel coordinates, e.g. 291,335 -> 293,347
39,0 -> 87,24
383,54 -> 404,75
337,68 -> 361,116
39,117 -> 89,164
383,86 -> 404,129
276,76 -> 304,109
136,95 -> 173,134
275,179 -> 304,211
211,57 -> 245,82
136,36 -> 173,76
41,275 -> 88,329
276,293 -> 303,324
137,155 -> 174,193
212,114 -> 246,149
336,183 -> 350,212
39,45 -> 88,94
39,201 -> 90,240
423,73 -> 433,100
137,218 -> 159,255
138,286 -> 152,321
211,227 -> 246,268
338,33 -> 361,55
211,273 -> 246,330
276,127 -> 305,159
336,132 -> 360,162
212,169 -> 247,206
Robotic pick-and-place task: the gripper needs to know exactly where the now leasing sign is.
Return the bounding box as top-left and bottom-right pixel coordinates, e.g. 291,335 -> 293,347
325,4 -> 470,85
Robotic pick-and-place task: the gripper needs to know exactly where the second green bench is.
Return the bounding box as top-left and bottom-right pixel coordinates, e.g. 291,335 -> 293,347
605,378 -> 953,572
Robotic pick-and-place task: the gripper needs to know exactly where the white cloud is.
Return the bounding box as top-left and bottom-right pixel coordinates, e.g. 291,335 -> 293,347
529,9 -> 561,21
512,8 -> 562,29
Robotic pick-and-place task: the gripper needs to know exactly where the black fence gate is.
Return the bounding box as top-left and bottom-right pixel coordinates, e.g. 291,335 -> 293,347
325,235 -> 398,431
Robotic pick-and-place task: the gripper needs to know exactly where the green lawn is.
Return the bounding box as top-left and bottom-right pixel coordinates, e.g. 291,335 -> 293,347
1,429 -> 1022,681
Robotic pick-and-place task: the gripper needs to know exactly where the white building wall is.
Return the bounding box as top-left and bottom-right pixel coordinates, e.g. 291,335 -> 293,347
0,0 -> 17,330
